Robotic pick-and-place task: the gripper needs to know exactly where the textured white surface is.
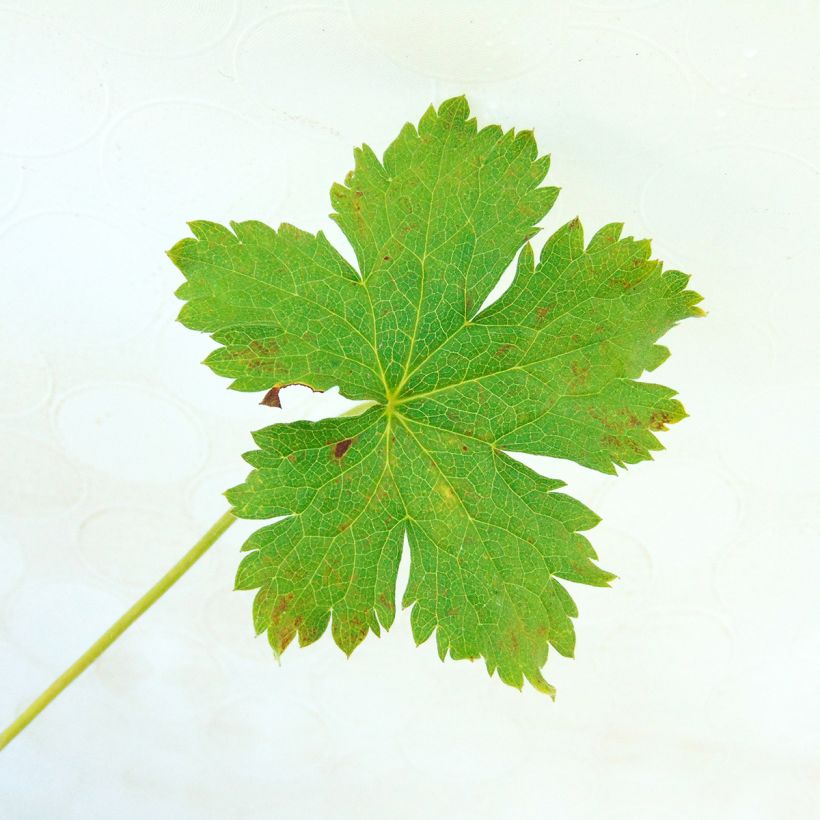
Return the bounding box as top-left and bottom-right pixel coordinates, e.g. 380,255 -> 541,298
1,2 -> 819,818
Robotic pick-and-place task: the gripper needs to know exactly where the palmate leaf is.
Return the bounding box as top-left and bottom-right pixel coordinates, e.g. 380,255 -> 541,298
169,97 -> 702,695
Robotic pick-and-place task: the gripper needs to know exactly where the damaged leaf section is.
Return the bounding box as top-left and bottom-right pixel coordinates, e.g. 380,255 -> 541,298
260,383 -> 325,409
168,219 -> 384,400
260,386 -> 282,408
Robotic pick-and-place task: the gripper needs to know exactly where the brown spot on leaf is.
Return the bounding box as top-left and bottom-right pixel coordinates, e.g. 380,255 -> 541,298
624,410 -> 642,428
588,407 -> 611,430
333,438 -> 353,459
626,437 -> 644,455
240,339 -> 280,370
268,594 -> 298,651
535,305 -> 552,321
249,339 -> 279,357
260,387 -> 282,407
570,360 -> 590,387
272,593 -> 293,620
273,626 -> 296,653
601,433 -> 643,456
649,410 -> 675,431
495,344 -> 513,357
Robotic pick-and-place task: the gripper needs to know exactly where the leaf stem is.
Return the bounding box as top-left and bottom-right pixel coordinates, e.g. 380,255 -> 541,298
0,509 -> 237,752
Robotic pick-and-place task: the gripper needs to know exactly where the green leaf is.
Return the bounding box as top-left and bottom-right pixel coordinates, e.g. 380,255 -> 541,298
169,97 -> 702,695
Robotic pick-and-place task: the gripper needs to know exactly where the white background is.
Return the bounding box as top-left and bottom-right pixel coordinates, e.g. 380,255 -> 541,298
1,1 -> 819,818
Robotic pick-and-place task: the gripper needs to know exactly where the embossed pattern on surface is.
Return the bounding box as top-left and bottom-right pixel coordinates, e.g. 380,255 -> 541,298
0,1 -> 818,818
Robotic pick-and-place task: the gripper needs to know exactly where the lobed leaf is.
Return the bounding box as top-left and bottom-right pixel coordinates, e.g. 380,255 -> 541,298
170,97 -> 702,694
